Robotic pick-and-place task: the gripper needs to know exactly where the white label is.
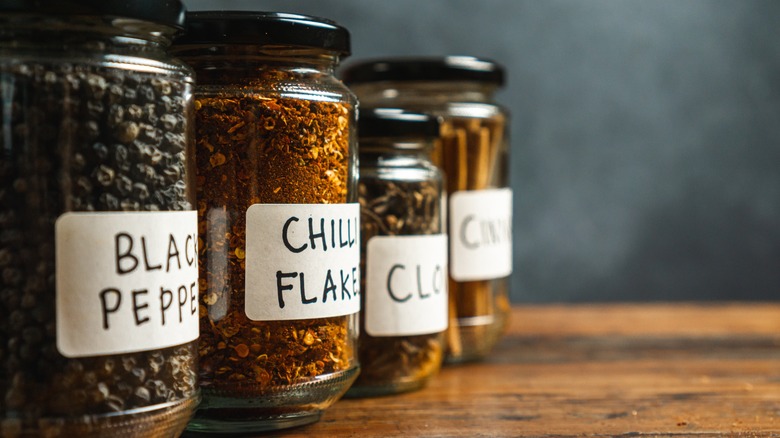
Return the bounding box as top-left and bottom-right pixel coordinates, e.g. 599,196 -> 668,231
450,188 -> 513,281
56,211 -> 199,358
365,235 -> 448,337
245,203 -> 361,321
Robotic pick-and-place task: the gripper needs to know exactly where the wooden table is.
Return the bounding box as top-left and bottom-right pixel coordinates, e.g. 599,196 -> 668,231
277,303 -> 780,437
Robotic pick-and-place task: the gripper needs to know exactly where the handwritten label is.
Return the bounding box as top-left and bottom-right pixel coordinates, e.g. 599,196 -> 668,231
450,188 -> 513,281
245,203 -> 361,321
365,235 -> 448,337
55,211 -> 199,358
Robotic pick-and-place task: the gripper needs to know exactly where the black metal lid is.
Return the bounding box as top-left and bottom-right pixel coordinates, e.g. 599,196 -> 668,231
359,108 -> 441,139
0,0 -> 186,30
342,56 -> 505,86
174,11 -> 351,56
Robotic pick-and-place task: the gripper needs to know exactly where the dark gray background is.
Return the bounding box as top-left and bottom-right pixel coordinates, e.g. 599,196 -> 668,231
184,0 -> 780,303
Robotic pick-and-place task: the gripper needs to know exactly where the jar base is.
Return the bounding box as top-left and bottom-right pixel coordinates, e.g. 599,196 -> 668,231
344,376 -> 430,398
187,365 -> 359,434
444,316 -> 507,364
184,410 -> 322,435
1,396 -> 198,438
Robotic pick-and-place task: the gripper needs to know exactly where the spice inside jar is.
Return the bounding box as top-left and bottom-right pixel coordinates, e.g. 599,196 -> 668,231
0,2 -> 199,437
172,11 -> 360,433
348,108 -> 447,397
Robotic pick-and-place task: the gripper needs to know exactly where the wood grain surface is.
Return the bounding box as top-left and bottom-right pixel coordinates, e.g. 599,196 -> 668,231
268,303 -> 780,437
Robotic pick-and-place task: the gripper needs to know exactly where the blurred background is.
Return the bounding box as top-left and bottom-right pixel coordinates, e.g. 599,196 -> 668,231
184,0 -> 780,303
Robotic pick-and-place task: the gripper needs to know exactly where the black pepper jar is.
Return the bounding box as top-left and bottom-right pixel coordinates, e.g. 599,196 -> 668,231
348,109 -> 447,397
343,57 -> 513,363
0,2 -> 199,437
172,12 -> 359,434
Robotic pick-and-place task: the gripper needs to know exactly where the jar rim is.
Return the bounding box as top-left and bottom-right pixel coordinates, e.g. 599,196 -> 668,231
342,56 -> 505,86
359,108 -> 441,139
0,0 -> 186,30
173,11 -> 351,57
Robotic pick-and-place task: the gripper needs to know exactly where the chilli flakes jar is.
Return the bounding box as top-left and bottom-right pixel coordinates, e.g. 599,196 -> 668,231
172,11 -> 360,433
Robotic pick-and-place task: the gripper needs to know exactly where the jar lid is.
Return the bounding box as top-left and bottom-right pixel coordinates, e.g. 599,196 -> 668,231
0,0 -> 186,30
359,108 -> 441,138
174,11 -> 351,56
342,56 -> 504,86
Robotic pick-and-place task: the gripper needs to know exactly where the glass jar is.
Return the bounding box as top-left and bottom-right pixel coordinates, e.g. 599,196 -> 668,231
349,109 -> 446,397
172,11 -> 360,433
343,57 -> 513,363
0,2 -> 199,437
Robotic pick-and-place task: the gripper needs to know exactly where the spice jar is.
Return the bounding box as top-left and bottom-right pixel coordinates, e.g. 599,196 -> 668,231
172,11 -> 360,433
343,57 -> 513,363
0,2 -> 199,437
348,109 -> 447,397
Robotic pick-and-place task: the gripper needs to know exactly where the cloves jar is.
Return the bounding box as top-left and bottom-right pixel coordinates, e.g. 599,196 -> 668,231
348,109 -> 447,397
343,57 -> 513,363
172,11 -> 359,433
0,1 -> 199,437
